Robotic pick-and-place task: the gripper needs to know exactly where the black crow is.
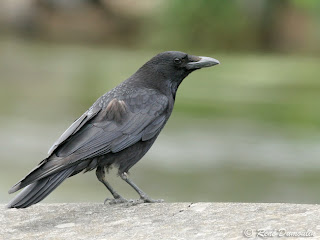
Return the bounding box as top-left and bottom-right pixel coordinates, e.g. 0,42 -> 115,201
7,51 -> 219,208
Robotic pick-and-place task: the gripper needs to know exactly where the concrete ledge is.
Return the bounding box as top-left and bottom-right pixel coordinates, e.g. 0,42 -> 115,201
2,203 -> 320,239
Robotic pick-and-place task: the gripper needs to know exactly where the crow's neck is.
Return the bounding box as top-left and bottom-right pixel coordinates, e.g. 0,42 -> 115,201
131,68 -> 184,99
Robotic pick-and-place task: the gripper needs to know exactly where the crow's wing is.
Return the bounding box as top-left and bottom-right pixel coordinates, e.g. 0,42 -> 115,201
55,89 -> 168,159
9,88 -> 169,193
48,103 -> 102,156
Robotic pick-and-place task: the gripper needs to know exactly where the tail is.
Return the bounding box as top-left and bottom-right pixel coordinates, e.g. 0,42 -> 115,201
7,166 -> 76,209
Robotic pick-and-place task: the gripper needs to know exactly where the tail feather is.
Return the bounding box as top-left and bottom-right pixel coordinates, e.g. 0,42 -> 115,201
20,167 -> 74,208
7,166 -> 76,209
8,157 -> 71,194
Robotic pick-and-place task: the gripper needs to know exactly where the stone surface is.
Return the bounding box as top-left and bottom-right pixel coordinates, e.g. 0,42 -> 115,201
1,202 -> 320,239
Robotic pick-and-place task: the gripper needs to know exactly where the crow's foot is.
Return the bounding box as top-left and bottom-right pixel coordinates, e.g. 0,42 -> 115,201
124,197 -> 164,206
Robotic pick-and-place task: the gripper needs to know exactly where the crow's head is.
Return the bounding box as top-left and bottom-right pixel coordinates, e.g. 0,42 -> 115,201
136,51 -> 219,93
149,51 -> 219,74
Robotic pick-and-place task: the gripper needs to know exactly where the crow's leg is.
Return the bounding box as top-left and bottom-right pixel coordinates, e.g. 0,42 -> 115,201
120,172 -> 163,203
96,166 -> 127,204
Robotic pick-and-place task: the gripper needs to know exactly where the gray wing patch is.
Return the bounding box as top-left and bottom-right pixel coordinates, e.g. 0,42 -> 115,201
105,99 -> 128,122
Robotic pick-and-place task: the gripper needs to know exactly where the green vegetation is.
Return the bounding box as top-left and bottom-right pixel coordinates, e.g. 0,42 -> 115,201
147,0 -> 320,53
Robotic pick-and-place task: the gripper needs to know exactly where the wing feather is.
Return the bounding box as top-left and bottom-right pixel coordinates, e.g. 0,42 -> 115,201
55,89 -> 168,161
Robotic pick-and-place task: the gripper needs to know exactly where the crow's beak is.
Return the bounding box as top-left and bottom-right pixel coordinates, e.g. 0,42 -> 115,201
186,56 -> 220,70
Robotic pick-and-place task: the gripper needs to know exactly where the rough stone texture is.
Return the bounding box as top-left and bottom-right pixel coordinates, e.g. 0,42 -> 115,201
1,203 -> 320,240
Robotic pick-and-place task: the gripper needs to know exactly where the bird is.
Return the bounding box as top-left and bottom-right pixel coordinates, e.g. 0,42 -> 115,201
7,51 -> 219,208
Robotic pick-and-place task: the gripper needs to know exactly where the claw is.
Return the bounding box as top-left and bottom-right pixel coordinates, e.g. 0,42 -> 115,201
104,196 -> 128,205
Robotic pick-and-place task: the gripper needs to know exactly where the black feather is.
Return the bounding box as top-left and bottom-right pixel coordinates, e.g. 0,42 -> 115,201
7,166 -> 76,208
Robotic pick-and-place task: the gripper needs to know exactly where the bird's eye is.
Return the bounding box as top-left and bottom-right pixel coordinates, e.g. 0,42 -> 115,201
173,58 -> 182,64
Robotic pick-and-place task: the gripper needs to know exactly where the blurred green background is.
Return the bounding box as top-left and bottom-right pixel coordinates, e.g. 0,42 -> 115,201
1,0 -> 320,204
